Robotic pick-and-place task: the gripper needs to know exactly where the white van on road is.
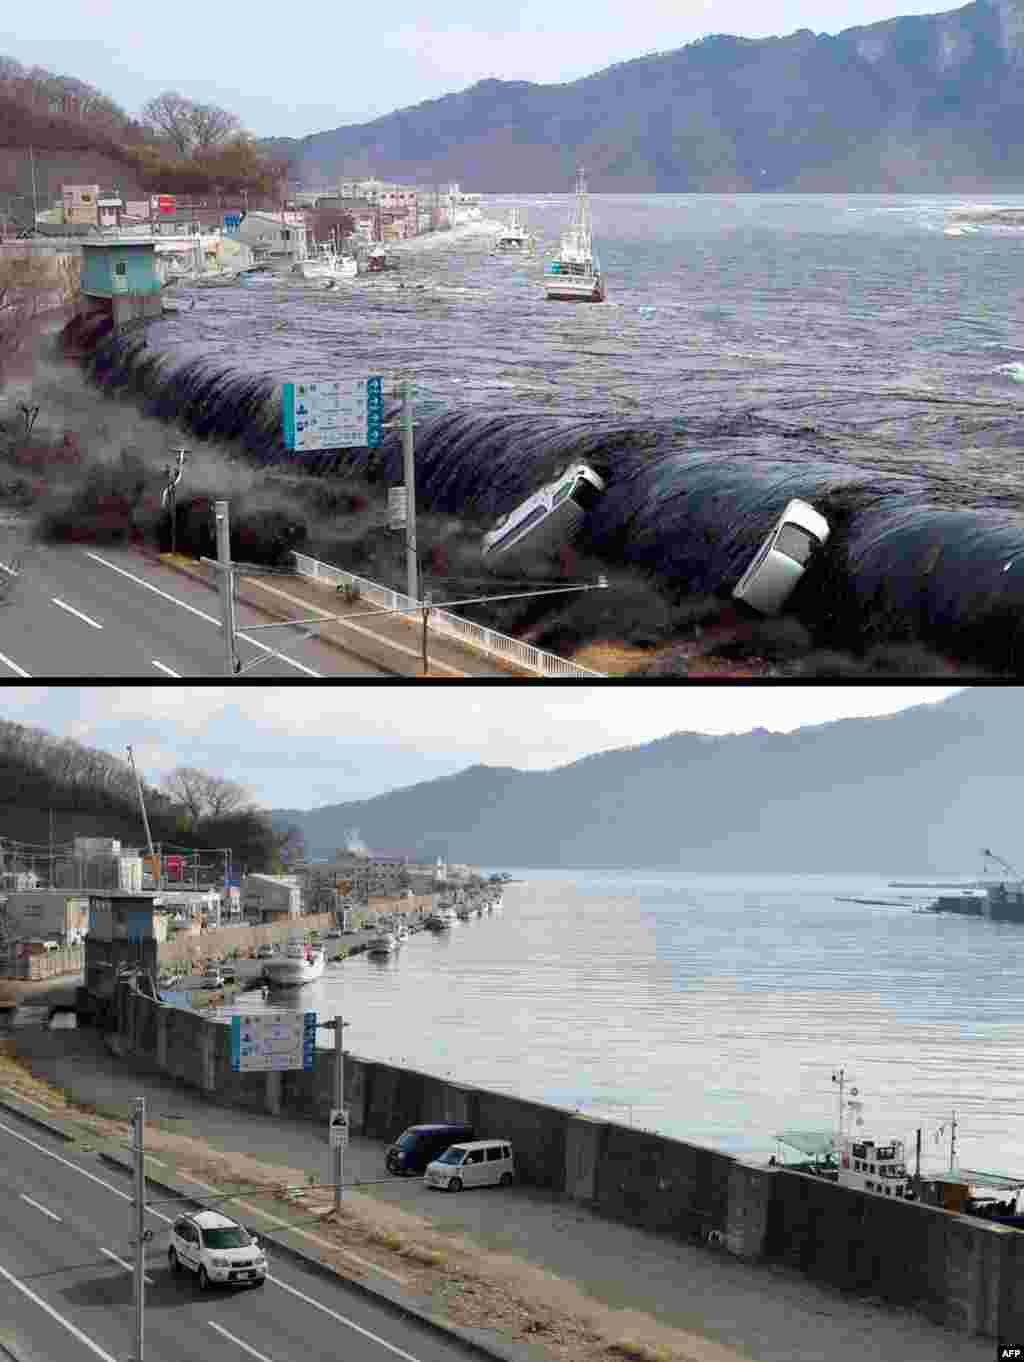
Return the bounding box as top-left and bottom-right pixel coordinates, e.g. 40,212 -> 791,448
424,1140 -> 515,1192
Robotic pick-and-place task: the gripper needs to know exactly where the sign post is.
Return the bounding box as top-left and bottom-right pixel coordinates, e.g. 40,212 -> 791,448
282,377 -> 383,452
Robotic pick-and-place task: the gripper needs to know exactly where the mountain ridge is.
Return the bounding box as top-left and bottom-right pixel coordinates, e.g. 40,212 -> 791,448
264,1 -> 1024,191
271,689 -> 1021,871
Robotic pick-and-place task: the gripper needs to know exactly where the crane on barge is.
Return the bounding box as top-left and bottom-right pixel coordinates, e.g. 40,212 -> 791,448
981,848 -> 1022,886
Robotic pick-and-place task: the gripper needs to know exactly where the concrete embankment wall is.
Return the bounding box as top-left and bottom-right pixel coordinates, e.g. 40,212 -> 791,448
113,983 -> 1023,1345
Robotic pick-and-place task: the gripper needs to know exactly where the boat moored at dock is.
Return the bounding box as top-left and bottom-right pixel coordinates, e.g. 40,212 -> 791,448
263,940 -> 326,985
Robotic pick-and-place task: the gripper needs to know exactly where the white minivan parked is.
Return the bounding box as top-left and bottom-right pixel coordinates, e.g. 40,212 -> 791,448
424,1140 -> 515,1192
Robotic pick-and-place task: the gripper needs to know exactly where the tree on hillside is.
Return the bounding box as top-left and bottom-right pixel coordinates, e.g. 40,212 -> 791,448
140,91 -> 195,155
161,765 -> 252,825
141,90 -> 244,157
188,102 -> 244,151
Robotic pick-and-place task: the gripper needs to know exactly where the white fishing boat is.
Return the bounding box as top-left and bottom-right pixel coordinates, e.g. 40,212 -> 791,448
494,206 -> 535,252
545,167 -> 605,302
293,241 -> 358,281
263,939 -> 326,985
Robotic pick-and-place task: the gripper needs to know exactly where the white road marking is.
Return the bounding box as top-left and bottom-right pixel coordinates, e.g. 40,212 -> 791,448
84,551 -> 322,677
52,598 -> 103,630
266,1273 -> 425,1362
20,1194 -> 62,1222
0,1258 -> 120,1362
100,1246 -> 153,1284
151,660 -> 181,677
0,649 -> 30,678
208,1321 -> 277,1362
0,1120 -> 425,1361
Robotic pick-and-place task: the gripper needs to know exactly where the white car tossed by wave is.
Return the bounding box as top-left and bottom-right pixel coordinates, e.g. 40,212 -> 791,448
732,498 -> 830,616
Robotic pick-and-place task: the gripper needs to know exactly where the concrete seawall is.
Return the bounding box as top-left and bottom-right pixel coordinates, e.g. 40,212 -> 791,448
113,983 -> 1023,1346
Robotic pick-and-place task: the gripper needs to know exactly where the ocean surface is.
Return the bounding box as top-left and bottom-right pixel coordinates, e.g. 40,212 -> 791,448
231,870 -> 1024,1178
89,194 -> 1024,662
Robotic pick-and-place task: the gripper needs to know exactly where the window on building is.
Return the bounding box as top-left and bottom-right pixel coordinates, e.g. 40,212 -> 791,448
115,262 -> 127,275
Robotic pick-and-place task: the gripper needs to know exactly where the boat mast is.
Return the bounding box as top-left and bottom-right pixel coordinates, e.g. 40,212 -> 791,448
571,166 -> 591,249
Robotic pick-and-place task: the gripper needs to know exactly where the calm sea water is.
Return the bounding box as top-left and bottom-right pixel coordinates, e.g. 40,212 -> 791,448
239,870 -> 1024,1177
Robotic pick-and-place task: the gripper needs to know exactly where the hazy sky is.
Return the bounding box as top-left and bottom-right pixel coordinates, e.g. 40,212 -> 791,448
2,0 -> 956,138
1,685 -> 963,811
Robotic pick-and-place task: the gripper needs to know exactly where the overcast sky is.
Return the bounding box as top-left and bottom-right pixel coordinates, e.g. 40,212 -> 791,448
1,685 -> 963,811
2,0 -> 955,138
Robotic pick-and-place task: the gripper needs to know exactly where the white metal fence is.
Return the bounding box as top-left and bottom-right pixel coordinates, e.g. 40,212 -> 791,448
290,552 -> 604,678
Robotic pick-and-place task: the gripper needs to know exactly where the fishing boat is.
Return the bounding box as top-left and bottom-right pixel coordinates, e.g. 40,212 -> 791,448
293,241 -> 358,281
494,206 -> 535,252
545,168 -> 605,303
263,939 -> 326,986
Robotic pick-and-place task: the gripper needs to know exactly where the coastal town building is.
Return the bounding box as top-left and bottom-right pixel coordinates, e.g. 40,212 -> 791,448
1,889 -> 91,946
153,887 -> 225,926
235,210 -> 309,264
300,852 -> 453,903
240,873 -> 302,923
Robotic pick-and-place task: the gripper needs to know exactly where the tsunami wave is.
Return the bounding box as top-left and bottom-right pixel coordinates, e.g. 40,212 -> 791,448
79,326 -> 1024,670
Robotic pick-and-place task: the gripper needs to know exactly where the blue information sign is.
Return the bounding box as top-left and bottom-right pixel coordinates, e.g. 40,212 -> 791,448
230,1010 -> 317,1072
283,376 -> 383,451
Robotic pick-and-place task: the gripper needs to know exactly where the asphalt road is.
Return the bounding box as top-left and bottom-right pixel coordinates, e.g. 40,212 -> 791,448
0,1111 -> 479,1362
0,544 -> 390,678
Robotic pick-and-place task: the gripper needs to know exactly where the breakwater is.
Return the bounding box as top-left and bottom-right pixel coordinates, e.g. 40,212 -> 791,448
69,321 -> 1024,671
111,979 -> 1024,1345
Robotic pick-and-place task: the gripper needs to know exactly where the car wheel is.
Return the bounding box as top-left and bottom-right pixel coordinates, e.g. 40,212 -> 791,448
168,1247 -> 181,1272
448,1177 -> 463,1192
499,1172 -> 513,1187
253,1277 -> 266,1288
198,1265 -> 211,1291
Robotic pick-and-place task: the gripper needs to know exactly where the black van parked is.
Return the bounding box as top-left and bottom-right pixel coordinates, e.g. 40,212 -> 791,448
385,1122 -> 476,1176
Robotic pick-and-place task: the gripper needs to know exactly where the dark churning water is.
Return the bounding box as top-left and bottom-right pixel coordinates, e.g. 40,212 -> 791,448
85,194 -> 1024,665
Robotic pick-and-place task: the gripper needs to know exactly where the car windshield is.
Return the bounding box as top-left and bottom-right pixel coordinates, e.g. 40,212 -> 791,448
774,523 -> 817,566
396,1132 -> 421,1150
437,1148 -> 466,1165
202,1227 -> 250,1249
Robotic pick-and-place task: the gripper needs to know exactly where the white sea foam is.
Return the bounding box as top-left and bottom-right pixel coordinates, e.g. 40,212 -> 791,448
996,362 -> 1024,382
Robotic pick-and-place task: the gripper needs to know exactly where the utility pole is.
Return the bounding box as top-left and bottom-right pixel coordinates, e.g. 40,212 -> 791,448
421,591 -> 432,675
949,1110 -> 958,1172
325,1017 -> 349,1213
214,501 -> 239,675
401,379 -> 418,604
29,146 -> 38,227
161,449 -> 186,556
131,1097 -> 146,1362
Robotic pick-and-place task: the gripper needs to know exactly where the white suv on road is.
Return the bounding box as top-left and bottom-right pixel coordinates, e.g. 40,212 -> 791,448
168,1210 -> 267,1289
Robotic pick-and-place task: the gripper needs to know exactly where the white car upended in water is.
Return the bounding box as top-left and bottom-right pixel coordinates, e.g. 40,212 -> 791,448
732,498 -> 830,616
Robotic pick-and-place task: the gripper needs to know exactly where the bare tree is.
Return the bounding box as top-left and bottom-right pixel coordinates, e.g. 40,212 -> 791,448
140,91 -> 195,156
161,765 -> 252,823
188,102 -> 243,151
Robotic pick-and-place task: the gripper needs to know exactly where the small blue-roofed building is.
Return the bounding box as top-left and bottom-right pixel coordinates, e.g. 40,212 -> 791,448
79,238 -> 163,330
